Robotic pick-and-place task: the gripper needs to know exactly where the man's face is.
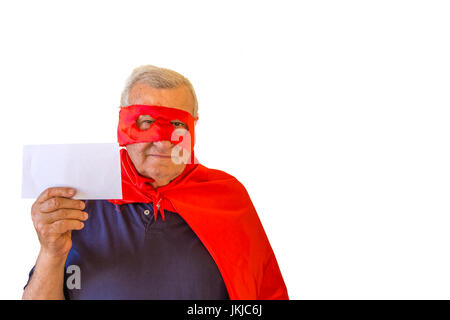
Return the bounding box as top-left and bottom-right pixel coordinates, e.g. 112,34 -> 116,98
126,83 -> 196,184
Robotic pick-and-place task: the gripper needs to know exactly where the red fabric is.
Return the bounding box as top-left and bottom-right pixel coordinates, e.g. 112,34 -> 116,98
110,104 -> 288,299
118,104 -> 198,164
108,149 -> 289,300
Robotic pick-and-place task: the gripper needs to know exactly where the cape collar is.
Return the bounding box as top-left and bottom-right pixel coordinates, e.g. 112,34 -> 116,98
109,148 -> 198,221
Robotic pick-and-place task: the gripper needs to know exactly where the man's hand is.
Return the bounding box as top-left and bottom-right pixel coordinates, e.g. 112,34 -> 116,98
23,187 -> 87,299
31,187 -> 88,259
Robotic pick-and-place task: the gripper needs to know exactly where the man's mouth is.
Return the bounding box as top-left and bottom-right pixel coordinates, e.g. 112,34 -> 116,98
148,154 -> 172,158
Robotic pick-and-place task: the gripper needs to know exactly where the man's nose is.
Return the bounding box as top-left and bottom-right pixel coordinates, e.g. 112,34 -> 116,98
152,140 -> 173,150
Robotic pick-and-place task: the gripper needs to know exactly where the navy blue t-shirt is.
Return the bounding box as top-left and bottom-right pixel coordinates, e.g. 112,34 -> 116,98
25,200 -> 229,300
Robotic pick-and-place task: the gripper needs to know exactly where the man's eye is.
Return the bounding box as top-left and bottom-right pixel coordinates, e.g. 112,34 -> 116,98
172,121 -> 186,127
138,120 -> 154,130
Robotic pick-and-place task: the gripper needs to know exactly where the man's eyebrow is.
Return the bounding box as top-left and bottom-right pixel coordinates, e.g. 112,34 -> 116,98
138,115 -> 154,120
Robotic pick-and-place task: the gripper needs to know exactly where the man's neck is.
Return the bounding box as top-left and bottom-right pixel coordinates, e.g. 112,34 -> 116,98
150,164 -> 187,189
151,179 -> 171,189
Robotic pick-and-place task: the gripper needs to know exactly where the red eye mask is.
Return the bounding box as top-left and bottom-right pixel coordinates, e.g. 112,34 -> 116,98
117,104 -> 198,164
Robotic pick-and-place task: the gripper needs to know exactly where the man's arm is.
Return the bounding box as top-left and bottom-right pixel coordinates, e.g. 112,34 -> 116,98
22,187 -> 87,300
22,250 -> 67,300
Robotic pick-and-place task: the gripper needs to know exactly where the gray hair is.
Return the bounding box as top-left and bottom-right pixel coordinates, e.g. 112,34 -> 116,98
120,64 -> 198,118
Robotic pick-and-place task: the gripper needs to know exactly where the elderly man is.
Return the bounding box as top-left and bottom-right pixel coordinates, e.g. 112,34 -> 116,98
22,65 -> 288,300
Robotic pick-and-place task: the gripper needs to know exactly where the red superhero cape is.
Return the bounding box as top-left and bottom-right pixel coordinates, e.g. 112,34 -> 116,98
108,148 -> 289,300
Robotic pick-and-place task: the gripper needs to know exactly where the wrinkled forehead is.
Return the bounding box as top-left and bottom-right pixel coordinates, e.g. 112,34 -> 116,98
128,83 -> 195,116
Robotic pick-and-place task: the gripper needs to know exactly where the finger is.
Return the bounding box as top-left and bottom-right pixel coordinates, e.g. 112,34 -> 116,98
37,187 -> 76,204
49,219 -> 85,234
43,209 -> 88,224
40,197 -> 86,213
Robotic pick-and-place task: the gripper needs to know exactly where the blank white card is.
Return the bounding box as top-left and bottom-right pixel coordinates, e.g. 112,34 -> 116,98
22,143 -> 123,200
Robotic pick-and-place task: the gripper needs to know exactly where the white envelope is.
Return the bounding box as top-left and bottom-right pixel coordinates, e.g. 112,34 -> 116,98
21,143 -> 123,200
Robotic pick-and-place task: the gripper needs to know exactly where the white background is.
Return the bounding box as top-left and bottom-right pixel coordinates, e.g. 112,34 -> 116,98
0,0 -> 449,299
